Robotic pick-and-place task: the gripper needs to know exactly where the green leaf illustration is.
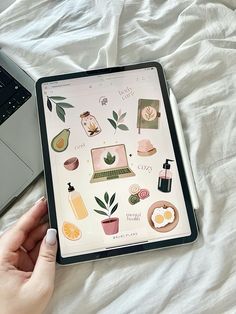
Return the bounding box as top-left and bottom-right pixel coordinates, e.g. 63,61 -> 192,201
57,105 -> 65,115
56,105 -> 65,122
48,96 -> 73,122
94,192 -> 118,218
95,196 -> 107,209
47,98 -> 52,111
118,124 -> 129,131
110,203 -> 118,215
108,111 -> 129,132
104,152 -> 116,165
49,96 -> 66,100
113,110 -> 118,121
94,209 -> 108,216
109,193 -> 116,206
57,102 -> 74,108
118,112 -> 126,122
108,118 -> 117,130
104,192 -> 109,204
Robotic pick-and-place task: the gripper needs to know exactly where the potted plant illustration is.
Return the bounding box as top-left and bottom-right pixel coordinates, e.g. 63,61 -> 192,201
94,192 -> 119,235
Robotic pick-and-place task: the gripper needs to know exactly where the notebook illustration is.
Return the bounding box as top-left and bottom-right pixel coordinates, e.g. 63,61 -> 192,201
137,99 -> 161,134
90,144 -> 135,183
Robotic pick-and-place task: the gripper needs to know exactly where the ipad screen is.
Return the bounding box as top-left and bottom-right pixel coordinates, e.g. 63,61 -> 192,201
41,66 -> 192,258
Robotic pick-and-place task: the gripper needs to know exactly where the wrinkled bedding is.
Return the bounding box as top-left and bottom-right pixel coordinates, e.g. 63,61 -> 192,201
0,1 -> 236,313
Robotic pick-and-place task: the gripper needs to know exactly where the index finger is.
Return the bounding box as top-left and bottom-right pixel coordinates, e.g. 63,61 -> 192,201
0,197 -> 48,251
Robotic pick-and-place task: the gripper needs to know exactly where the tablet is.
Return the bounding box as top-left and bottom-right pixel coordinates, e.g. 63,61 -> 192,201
36,62 -> 198,265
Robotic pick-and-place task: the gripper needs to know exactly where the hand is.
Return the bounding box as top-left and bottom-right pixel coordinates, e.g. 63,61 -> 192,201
0,198 -> 57,314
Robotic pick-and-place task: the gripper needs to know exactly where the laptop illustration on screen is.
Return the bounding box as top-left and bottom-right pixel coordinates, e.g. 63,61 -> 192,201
90,144 -> 135,183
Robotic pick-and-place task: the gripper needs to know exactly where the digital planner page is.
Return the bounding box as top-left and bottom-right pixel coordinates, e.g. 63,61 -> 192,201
42,67 -> 191,257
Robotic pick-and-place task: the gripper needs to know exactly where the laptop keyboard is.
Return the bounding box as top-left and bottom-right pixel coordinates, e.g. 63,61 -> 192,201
0,66 -> 31,125
94,168 -> 132,179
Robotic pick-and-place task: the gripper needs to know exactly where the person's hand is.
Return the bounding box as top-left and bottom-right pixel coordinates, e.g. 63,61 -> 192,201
0,197 -> 57,314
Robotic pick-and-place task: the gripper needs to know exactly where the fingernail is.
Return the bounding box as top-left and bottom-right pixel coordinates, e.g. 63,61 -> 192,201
35,196 -> 45,204
46,229 -> 57,246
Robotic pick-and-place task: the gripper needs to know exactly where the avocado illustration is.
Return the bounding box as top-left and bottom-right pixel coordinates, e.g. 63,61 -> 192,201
51,129 -> 70,152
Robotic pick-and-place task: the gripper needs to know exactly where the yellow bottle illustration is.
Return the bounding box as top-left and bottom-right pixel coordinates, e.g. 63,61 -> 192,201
67,183 -> 88,219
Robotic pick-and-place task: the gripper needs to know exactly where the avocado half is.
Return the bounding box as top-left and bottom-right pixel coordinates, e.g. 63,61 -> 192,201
51,129 -> 70,152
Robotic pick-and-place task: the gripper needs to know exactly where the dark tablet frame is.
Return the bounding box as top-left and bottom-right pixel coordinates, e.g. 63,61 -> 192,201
36,61 -> 198,265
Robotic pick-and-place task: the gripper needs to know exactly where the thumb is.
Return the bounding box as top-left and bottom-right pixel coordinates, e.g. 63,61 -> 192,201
29,229 -> 57,296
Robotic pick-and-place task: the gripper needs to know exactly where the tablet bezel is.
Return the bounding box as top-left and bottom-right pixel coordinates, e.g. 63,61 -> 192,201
36,62 -> 198,265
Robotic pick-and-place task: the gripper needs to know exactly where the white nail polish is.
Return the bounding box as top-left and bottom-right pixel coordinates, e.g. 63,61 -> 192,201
35,196 -> 46,204
46,229 -> 57,246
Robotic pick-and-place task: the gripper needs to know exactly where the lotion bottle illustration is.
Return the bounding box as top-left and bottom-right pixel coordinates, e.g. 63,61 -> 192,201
67,182 -> 88,219
158,159 -> 174,193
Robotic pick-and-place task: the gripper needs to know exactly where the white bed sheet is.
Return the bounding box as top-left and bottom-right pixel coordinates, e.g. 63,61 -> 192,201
0,0 -> 236,313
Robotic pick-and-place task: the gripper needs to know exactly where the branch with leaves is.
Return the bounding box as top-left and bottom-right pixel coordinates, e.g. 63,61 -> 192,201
47,96 -> 74,122
94,192 -> 118,218
144,106 -> 156,121
108,110 -> 129,133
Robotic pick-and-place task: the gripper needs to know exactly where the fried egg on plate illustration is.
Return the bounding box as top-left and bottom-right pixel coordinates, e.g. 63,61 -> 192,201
151,207 -> 175,228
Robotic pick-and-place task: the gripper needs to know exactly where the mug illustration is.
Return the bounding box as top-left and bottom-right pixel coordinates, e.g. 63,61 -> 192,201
80,111 -> 101,137
93,192 -> 119,235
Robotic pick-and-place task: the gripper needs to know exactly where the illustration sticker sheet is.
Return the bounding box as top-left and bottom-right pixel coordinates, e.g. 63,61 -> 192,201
41,67 -> 191,257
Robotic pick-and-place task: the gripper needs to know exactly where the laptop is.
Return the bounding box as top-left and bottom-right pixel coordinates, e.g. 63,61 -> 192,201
90,144 -> 135,183
0,49 -> 43,216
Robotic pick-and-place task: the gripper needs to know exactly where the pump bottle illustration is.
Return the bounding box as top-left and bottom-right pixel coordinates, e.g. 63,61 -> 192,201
67,183 -> 88,219
158,159 -> 174,193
